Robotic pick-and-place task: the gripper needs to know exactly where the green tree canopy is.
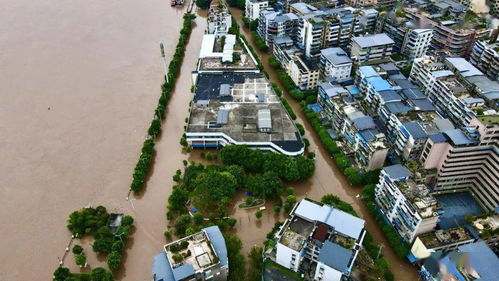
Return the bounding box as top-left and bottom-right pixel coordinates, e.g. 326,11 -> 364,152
192,170 -> 237,212
245,172 -> 282,199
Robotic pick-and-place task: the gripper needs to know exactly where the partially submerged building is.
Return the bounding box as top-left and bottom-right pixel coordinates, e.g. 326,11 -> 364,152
186,72 -> 304,156
270,199 -> 366,281
152,226 -> 228,281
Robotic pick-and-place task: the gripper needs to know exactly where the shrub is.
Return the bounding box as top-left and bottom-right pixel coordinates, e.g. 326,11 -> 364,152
121,216 -> 134,227
295,123 -> 305,136
255,210 -> 263,219
72,245 -> 83,255
75,254 -> 86,267
107,251 -> 122,271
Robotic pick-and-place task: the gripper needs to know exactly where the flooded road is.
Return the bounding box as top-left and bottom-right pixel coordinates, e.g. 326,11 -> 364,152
0,0 -> 203,279
228,7 -> 418,280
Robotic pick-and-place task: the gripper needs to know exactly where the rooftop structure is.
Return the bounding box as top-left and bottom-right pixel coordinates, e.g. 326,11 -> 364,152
186,73 -> 304,156
198,34 -> 258,72
272,199 -> 365,281
152,226 -> 228,281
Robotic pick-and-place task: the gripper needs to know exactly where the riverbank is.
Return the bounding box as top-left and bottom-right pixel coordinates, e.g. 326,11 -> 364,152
226,6 -> 418,280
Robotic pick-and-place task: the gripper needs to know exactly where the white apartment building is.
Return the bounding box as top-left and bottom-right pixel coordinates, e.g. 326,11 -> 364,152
350,33 -> 395,63
401,29 -> 433,59
272,199 -> 366,281
375,164 -> 440,242
420,116 -> 499,210
319,47 -> 353,82
245,0 -> 268,21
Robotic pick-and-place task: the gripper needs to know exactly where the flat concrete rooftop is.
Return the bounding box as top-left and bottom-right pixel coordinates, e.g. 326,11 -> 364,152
187,73 -> 302,151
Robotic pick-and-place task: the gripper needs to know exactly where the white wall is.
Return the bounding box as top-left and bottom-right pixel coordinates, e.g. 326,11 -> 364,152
275,243 -> 300,272
313,261 -> 343,281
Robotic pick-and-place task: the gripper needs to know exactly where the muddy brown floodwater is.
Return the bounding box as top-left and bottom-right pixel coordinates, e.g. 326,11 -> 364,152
228,7 -> 418,281
0,0 -> 206,279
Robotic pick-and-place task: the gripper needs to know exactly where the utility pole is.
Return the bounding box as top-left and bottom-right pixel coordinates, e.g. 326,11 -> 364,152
376,244 -> 384,261
160,41 -> 169,83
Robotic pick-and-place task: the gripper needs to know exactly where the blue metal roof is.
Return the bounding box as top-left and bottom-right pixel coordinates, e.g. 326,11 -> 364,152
358,66 -> 378,78
152,253 -> 174,281
352,116 -> 375,130
366,77 -> 393,92
410,99 -> 436,111
379,90 -> 402,102
384,102 -> 411,114
403,122 -> 428,139
402,88 -> 426,100
358,128 -> 380,142
444,129 -> 479,146
458,242 -> 499,280
317,241 -> 353,272
383,164 -> 411,179
172,264 -> 195,281
204,226 -> 228,267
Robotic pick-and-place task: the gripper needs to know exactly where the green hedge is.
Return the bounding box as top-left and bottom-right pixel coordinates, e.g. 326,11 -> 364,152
130,13 -> 196,194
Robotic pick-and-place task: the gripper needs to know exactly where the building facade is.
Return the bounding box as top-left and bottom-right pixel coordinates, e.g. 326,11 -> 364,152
350,33 -> 395,64
245,0 -> 268,21
375,165 -> 440,242
419,116 -> 499,210
469,40 -> 499,81
319,47 -> 353,82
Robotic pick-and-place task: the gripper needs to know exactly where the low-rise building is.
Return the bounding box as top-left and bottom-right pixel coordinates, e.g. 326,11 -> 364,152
375,165 -> 440,242
319,47 -> 353,82
152,226 -> 228,281
245,0 -> 268,21
271,199 -> 366,281
207,3 -> 232,36
350,33 -> 395,64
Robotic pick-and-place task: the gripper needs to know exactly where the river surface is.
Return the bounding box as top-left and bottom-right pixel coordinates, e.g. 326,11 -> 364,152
0,1 -> 202,280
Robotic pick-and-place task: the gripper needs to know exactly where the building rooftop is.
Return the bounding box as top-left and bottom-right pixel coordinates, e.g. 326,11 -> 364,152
397,179 -> 438,218
321,47 -> 352,66
358,66 -> 379,78
383,164 -> 411,179
279,216 -> 314,251
445,57 -> 483,78
294,199 -> 365,240
418,227 -> 473,250
443,129 -> 479,146
477,115 -> 499,126
404,122 -> 428,139
153,226 -> 227,281
352,116 -> 376,130
366,77 -> 394,92
317,241 -> 352,273
352,33 -> 394,49
188,73 -> 303,153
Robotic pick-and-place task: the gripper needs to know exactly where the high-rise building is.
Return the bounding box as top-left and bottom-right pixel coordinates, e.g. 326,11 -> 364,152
419,116 -> 499,210
350,33 -> 395,64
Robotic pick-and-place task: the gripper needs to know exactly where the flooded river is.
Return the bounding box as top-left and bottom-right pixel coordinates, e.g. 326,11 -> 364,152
0,0 -> 203,279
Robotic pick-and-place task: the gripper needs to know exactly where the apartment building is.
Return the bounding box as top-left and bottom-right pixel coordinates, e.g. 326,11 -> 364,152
152,226 -> 228,281
291,3 -> 378,59
378,13 -> 432,59
409,58 -> 497,128
350,33 -> 395,64
419,116 -> 499,210
271,199 -> 366,281
341,107 -> 389,171
288,54 -> 320,90
245,0 -> 268,21
258,9 -> 299,47
375,164 -> 440,242
469,40 -> 499,81
403,6 -> 490,57
444,57 -> 499,106
317,82 -> 359,133
319,47 -> 352,82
